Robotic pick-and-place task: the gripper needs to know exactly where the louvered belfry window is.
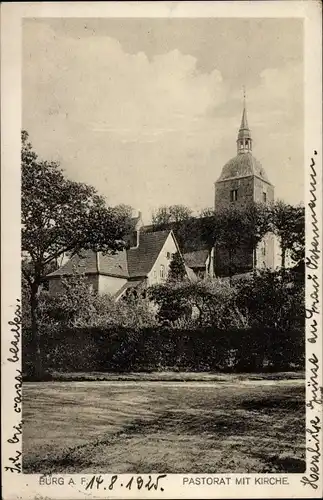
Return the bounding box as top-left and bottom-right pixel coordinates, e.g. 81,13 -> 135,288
230,189 -> 238,202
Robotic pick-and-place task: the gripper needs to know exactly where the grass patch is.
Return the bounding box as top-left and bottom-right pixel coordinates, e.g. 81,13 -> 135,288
23,380 -> 305,474
26,370 -> 305,382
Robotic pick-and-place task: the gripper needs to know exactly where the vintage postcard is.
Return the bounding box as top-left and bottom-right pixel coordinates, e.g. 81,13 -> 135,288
1,1 -> 322,499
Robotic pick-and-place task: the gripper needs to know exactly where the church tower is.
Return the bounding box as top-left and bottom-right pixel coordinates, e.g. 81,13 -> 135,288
214,95 -> 275,275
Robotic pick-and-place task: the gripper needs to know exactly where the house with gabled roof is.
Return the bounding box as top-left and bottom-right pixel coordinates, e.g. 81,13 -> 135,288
47,212 -> 190,300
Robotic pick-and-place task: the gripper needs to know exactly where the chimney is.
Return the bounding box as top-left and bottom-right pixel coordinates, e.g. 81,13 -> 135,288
126,209 -> 143,249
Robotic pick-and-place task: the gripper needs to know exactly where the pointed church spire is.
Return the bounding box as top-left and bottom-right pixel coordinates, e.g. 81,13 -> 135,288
240,106 -> 249,130
237,87 -> 252,154
240,86 -> 249,129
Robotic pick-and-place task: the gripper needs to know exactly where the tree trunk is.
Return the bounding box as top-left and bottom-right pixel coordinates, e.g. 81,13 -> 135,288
253,245 -> 257,276
281,245 -> 286,271
228,248 -> 233,286
30,282 -> 42,380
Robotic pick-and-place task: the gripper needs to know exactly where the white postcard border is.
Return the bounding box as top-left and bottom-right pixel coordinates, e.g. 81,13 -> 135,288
1,1 -> 322,499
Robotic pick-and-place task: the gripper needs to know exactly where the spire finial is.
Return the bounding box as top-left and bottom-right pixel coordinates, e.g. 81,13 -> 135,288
243,85 -> 247,110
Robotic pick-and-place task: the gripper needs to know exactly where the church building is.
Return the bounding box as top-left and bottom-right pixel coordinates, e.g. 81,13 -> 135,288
47,97 -> 277,298
212,98 -> 275,276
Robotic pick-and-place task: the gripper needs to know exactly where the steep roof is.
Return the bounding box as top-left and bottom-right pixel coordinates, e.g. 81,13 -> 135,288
47,249 -> 129,278
127,230 -> 171,278
47,250 -> 100,277
142,221 -> 207,254
47,229 -> 172,280
98,250 -> 129,277
217,152 -> 271,184
184,249 -> 209,269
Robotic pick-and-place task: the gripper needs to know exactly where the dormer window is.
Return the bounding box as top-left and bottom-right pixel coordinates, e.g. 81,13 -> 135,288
230,189 -> 238,202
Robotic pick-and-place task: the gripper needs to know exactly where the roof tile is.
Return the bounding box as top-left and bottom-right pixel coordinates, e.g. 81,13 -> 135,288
127,230 -> 170,277
217,152 -> 270,183
184,249 -> 209,269
47,230 -> 171,279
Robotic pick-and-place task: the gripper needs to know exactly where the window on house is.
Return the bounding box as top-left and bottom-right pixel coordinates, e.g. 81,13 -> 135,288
263,192 -> 267,203
153,270 -> 157,280
160,264 -> 165,279
262,243 -> 266,256
230,189 -> 238,202
166,252 -> 171,259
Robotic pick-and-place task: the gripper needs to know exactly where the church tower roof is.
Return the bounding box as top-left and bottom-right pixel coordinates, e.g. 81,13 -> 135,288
237,90 -> 252,152
216,92 -> 272,185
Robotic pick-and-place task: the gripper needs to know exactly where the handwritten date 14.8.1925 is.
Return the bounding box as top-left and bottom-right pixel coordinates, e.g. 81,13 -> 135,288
85,474 -> 167,492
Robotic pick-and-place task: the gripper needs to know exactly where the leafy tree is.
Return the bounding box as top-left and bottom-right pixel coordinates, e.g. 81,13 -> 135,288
236,269 -> 305,332
242,202 -> 271,271
151,206 -> 170,228
184,279 -> 247,328
148,278 -> 247,329
270,201 -> 305,269
199,203 -> 271,280
22,130 -> 131,378
169,204 -> 193,224
200,206 -> 248,282
151,205 -> 201,250
199,211 -> 221,249
167,251 -> 187,282
152,204 -> 193,228
148,282 -> 192,325
217,206 -> 247,268
39,272 -> 157,330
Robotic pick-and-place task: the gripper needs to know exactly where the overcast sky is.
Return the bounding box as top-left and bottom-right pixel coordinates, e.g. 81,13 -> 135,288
23,17 -> 303,222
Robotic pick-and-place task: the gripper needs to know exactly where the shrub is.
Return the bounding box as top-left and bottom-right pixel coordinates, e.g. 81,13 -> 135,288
236,269 -> 305,331
148,278 -> 248,329
35,273 -> 157,330
22,325 -> 304,376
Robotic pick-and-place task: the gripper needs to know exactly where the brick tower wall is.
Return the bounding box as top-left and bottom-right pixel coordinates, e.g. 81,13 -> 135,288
214,176 -> 256,209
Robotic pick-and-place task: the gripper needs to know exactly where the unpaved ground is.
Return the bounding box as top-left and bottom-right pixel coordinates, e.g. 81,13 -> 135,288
22,379 -> 305,474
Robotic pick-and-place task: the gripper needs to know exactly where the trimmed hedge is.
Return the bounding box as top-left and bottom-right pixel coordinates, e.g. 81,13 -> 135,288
22,325 -> 304,376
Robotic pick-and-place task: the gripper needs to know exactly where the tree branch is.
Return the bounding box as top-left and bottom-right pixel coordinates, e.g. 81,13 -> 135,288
22,267 -> 33,287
